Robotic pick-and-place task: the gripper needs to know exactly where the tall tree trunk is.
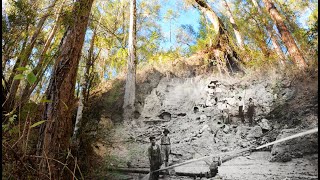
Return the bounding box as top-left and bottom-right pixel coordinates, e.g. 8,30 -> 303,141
194,0 -> 221,42
251,0 -> 286,66
73,16 -> 101,138
38,0 -> 94,178
3,0 -> 58,114
194,0 -> 243,73
222,0 -> 244,49
262,0 -> 307,69
73,76 -> 85,138
123,0 -> 137,121
18,0 -> 66,109
2,25 -> 29,116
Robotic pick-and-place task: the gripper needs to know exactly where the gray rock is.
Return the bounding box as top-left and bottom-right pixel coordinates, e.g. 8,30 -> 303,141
247,126 -> 263,138
221,147 -> 228,152
270,128 -> 318,162
269,151 -> 292,162
191,137 -> 197,141
223,125 -> 230,133
258,118 -> 272,131
240,141 -> 250,148
199,114 -> 207,123
236,126 -> 250,138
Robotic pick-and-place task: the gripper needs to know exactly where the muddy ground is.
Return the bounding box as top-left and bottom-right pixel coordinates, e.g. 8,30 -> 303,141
108,152 -> 318,180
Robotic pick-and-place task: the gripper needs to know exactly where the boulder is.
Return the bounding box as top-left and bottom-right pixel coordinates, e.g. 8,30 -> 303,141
270,128 -> 318,162
223,125 -> 230,133
236,126 -> 250,138
199,124 -> 210,134
240,141 -> 251,148
199,114 -> 207,123
247,126 -> 263,138
220,147 -> 229,152
258,118 -> 272,131
269,150 -> 292,162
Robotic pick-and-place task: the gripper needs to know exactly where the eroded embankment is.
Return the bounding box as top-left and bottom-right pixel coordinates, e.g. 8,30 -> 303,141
85,68 -> 318,179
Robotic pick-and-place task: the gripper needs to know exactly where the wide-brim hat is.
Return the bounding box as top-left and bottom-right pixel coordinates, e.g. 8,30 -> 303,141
210,80 -> 218,84
163,128 -> 170,134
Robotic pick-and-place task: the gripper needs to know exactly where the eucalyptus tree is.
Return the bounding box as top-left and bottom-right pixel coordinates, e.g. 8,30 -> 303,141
3,0 -> 59,115
37,0 -> 94,178
18,0 -> 67,109
222,0 -> 244,49
123,0 -> 137,121
250,0 -> 286,66
262,0 -> 307,69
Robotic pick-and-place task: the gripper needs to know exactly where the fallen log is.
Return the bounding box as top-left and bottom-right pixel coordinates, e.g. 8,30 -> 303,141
107,167 -> 149,174
107,167 -> 167,175
143,119 -> 170,123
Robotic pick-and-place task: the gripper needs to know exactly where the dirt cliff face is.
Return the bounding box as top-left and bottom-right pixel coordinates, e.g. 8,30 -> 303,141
83,65 -> 318,179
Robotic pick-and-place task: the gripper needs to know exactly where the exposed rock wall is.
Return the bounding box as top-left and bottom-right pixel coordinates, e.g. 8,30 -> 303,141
89,68 -> 318,176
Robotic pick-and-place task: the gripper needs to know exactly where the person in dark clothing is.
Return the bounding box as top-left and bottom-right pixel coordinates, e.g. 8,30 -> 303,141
160,129 -> 171,169
237,96 -> 245,123
148,136 -> 162,180
247,98 -> 255,126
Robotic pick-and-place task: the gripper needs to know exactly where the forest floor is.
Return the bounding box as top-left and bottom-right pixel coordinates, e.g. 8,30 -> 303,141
84,59 -> 318,180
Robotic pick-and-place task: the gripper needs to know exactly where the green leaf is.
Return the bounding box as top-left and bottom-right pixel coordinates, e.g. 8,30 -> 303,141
30,120 -> 46,128
2,124 -> 9,132
13,74 -> 25,80
40,99 -> 52,103
16,67 -> 29,71
2,79 -> 6,88
9,114 -> 17,123
26,72 -> 37,85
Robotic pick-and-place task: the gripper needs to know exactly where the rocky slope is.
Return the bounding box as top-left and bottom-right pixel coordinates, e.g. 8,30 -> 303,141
82,63 -> 318,179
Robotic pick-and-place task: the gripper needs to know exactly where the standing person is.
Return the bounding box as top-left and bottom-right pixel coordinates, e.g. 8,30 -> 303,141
160,129 -> 171,170
221,100 -> 231,124
148,136 -> 162,180
237,96 -> 245,123
247,98 -> 255,126
205,83 -> 216,107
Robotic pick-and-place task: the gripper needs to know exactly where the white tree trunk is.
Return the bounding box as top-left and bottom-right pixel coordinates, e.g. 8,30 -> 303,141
195,0 -> 220,37
73,15 -> 102,137
123,0 -> 137,121
223,0 -> 244,49
73,77 -> 85,137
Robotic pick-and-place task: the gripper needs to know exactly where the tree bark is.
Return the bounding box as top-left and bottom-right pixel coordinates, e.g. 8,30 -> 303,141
262,0 -> 307,69
251,0 -> 286,66
123,0 -> 137,121
38,0 -> 94,178
222,0 -> 244,49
